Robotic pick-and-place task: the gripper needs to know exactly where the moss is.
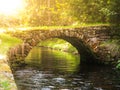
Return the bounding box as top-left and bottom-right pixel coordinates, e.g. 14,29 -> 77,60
100,39 -> 120,57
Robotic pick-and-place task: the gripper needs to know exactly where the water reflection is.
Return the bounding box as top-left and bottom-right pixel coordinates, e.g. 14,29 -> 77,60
25,47 -> 80,73
10,47 -> 120,90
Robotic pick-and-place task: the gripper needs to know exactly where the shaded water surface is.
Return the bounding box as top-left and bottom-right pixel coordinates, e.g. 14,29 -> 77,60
11,47 -> 120,90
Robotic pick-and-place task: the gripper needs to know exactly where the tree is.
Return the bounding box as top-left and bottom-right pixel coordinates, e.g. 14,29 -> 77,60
18,0 -> 72,26
109,0 -> 120,26
69,0 -> 111,24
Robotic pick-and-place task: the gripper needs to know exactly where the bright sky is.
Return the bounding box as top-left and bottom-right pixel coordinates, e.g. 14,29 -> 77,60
0,0 -> 25,15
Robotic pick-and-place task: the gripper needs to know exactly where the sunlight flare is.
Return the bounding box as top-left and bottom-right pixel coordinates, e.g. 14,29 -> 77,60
0,0 -> 25,15
0,54 -> 6,60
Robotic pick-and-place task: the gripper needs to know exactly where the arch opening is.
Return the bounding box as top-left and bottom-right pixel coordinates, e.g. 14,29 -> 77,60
38,38 -> 78,55
25,38 -> 80,72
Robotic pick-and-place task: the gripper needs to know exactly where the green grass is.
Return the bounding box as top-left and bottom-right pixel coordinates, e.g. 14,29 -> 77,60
0,33 -> 21,90
3,23 -> 109,31
0,33 -> 22,54
0,80 -> 11,90
0,74 -> 17,90
25,23 -> 108,30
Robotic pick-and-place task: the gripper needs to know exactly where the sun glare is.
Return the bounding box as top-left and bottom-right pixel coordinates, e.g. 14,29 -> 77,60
0,0 -> 25,15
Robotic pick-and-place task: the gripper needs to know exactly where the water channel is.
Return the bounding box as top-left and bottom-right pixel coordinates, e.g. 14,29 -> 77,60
11,47 -> 120,90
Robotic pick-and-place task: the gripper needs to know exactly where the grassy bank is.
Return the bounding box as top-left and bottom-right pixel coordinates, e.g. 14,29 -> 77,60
0,60 -> 17,90
0,33 -> 22,90
0,33 -> 22,54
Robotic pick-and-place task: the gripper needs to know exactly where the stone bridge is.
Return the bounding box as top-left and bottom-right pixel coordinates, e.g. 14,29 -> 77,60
7,26 -> 120,65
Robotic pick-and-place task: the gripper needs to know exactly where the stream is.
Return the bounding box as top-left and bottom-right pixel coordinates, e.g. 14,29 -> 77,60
10,47 -> 120,90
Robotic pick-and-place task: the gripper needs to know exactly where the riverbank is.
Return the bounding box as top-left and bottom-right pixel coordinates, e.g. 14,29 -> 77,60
0,33 -> 22,90
0,59 -> 17,90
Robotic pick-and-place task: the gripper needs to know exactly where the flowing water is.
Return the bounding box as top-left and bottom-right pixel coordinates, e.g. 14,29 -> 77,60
11,47 -> 120,90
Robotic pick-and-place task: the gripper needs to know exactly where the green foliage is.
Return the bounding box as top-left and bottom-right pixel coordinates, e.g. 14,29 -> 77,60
0,81 -> 11,90
38,38 -> 78,54
109,0 -> 120,26
0,73 -> 17,90
18,0 -> 73,26
116,60 -> 120,69
0,0 -> 119,27
69,0 -> 111,23
0,33 -> 22,54
27,0 -> 120,26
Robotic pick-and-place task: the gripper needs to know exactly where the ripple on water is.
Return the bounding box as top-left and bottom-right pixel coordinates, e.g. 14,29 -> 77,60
11,47 -> 120,90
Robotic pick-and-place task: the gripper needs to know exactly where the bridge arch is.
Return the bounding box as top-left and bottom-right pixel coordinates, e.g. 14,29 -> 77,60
8,34 -> 98,64
8,26 -> 119,65
20,29 -> 98,63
